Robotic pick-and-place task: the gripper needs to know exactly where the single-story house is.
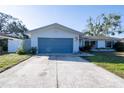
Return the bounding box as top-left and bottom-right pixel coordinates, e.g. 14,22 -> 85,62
0,23 -> 121,53
26,23 -> 120,53
0,33 -> 30,53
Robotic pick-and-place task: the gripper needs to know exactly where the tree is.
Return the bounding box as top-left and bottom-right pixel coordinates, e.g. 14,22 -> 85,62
84,13 -> 124,36
6,21 -> 28,39
0,12 -> 28,39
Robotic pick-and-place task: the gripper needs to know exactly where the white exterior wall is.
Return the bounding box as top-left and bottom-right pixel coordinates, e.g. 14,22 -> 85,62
8,39 -> 22,52
97,40 -> 106,48
30,27 -> 79,53
23,39 -> 31,51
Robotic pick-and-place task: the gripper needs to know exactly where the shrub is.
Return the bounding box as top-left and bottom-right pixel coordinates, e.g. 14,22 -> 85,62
16,48 -> 26,55
0,39 -> 8,53
30,47 -> 37,55
79,45 -> 92,52
79,47 -> 84,52
0,46 -> 2,55
113,42 -> 124,52
83,45 -> 92,51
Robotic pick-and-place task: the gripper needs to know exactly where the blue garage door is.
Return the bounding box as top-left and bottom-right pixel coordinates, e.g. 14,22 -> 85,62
38,38 -> 73,53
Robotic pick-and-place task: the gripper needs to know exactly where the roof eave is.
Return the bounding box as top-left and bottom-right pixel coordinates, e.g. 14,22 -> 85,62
26,23 -> 83,35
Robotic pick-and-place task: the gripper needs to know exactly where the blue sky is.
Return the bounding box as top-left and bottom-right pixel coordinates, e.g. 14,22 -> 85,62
0,5 -> 124,37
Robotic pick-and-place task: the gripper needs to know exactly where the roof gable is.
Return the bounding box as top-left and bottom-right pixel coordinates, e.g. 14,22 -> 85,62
27,23 -> 82,35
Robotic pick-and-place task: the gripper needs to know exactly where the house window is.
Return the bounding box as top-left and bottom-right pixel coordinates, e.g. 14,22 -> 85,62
91,41 -> 96,48
85,41 -> 90,46
106,41 -> 113,48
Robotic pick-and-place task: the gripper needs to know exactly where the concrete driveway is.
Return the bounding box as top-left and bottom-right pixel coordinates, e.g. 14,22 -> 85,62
0,56 -> 124,88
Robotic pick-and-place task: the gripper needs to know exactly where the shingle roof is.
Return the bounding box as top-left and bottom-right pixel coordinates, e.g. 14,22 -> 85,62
0,33 -> 20,39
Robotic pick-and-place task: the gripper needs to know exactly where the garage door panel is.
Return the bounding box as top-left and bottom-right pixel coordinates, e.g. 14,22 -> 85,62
38,38 -> 73,53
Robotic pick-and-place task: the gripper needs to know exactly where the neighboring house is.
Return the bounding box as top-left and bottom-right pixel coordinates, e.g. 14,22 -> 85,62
0,33 -> 30,52
8,39 -> 30,52
0,37 -> 5,54
0,23 -> 121,53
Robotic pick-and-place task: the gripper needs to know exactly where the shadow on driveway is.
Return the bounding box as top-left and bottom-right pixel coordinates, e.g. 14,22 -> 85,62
48,55 -> 89,63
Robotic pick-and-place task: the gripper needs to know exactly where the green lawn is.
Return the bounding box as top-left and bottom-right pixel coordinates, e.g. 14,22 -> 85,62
0,54 -> 31,72
83,52 -> 124,78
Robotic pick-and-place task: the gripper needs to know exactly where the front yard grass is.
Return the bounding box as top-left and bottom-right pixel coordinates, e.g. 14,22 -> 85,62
83,52 -> 124,78
0,53 -> 31,72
